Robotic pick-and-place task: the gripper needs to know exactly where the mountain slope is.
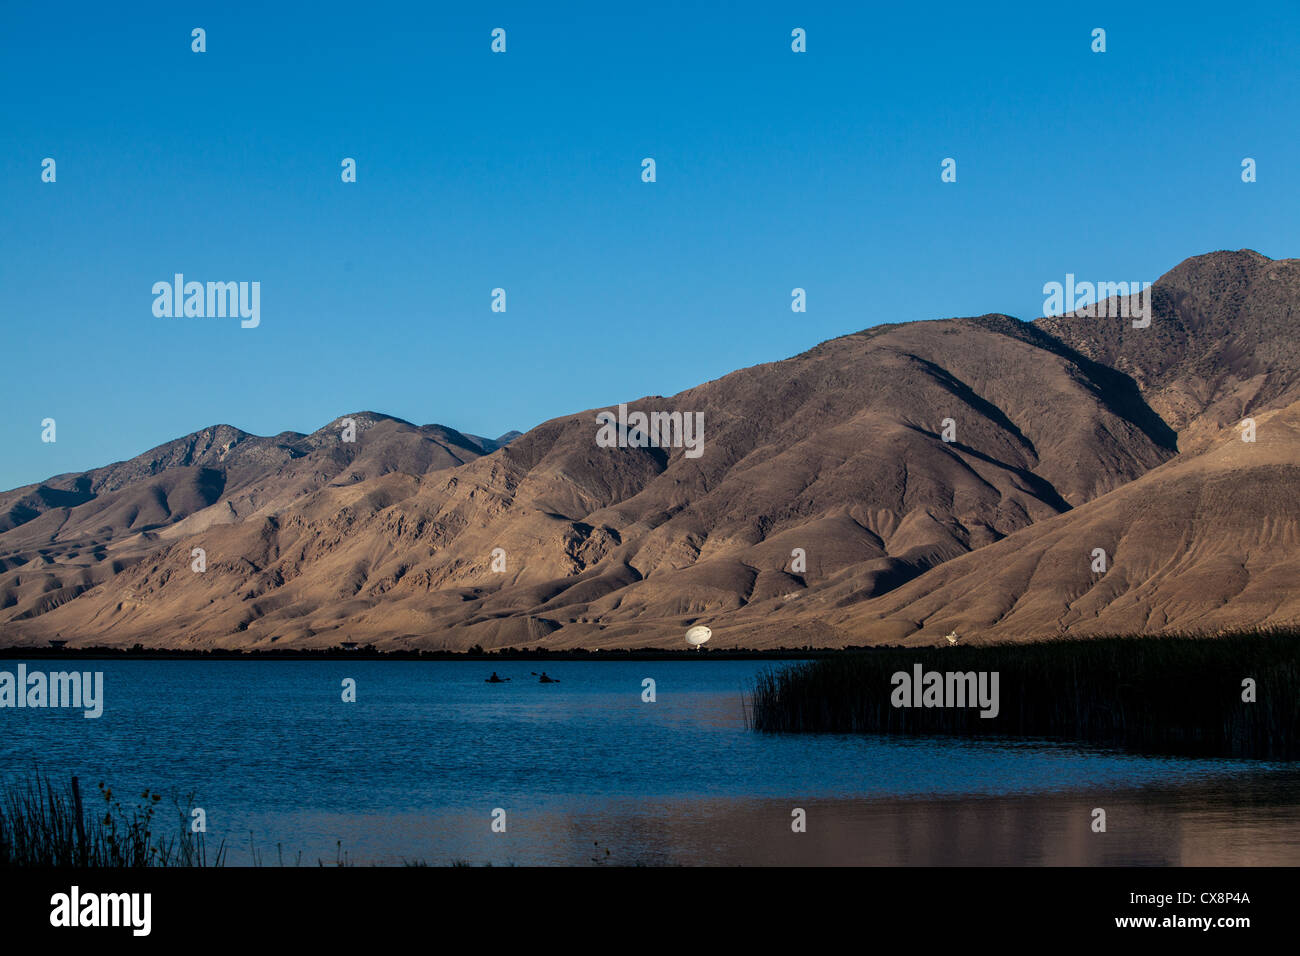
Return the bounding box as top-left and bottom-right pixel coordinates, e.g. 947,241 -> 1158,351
3,249 -> 1298,650
794,400 -> 1300,645
0,414 -> 507,626
1039,249 -> 1300,452
2,313 -> 1174,648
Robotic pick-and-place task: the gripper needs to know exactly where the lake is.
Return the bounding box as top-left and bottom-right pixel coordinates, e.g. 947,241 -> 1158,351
3,659 -> 1298,865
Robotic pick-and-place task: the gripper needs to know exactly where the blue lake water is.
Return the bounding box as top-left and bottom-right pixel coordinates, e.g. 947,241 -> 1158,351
3,660 -> 1298,865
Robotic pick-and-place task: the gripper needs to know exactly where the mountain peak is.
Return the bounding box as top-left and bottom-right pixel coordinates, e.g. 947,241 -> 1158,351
4,248 -> 1298,650
1037,249 -> 1300,446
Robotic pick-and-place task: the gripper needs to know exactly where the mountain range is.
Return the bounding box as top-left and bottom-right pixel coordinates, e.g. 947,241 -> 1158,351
2,249 -> 1297,649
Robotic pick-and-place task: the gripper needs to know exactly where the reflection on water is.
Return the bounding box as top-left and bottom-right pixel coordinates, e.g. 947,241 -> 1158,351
2,660 -> 1297,865
236,772 -> 1300,866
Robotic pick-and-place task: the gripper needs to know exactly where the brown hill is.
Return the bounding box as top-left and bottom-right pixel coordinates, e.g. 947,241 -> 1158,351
783,400 -> 1300,646
1039,249 -> 1300,452
3,249 -> 1297,650
0,414 -> 505,626
2,308 -> 1172,649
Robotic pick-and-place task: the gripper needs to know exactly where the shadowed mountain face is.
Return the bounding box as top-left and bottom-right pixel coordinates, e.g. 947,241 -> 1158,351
2,250 -> 1297,649
790,399 -> 1300,646
1039,249 -> 1300,452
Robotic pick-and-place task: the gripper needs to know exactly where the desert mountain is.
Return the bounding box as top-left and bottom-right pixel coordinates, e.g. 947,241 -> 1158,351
783,399 -> 1300,645
2,249 -> 1297,649
1039,248 -> 1300,452
0,414 -> 510,626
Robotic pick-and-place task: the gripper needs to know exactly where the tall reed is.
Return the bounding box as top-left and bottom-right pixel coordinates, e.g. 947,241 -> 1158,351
747,629 -> 1299,759
0,773 -> 225,867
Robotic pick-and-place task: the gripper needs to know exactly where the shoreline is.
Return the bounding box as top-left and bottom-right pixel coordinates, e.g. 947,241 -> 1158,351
0,646 -> 838,662
8,774 -> 1300,867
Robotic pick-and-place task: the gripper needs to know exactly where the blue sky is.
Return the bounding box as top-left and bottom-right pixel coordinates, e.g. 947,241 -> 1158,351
2,1 -> 1297,490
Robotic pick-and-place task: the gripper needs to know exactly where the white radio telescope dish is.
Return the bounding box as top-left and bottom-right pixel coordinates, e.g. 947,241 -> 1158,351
685,625 -> 712,649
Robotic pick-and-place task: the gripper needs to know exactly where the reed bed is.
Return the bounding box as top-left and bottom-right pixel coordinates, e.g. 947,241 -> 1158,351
0,773 -> 223,867
747,629 -> 1300,759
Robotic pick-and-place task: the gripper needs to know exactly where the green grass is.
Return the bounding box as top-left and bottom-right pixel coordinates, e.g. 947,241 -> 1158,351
746,629 -> 1300,759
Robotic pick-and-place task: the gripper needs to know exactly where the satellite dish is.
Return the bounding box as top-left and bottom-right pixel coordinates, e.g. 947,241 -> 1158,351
685,625 -> 712,650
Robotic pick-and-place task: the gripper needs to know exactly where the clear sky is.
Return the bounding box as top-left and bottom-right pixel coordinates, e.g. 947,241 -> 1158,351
2,1 -> 1297,490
